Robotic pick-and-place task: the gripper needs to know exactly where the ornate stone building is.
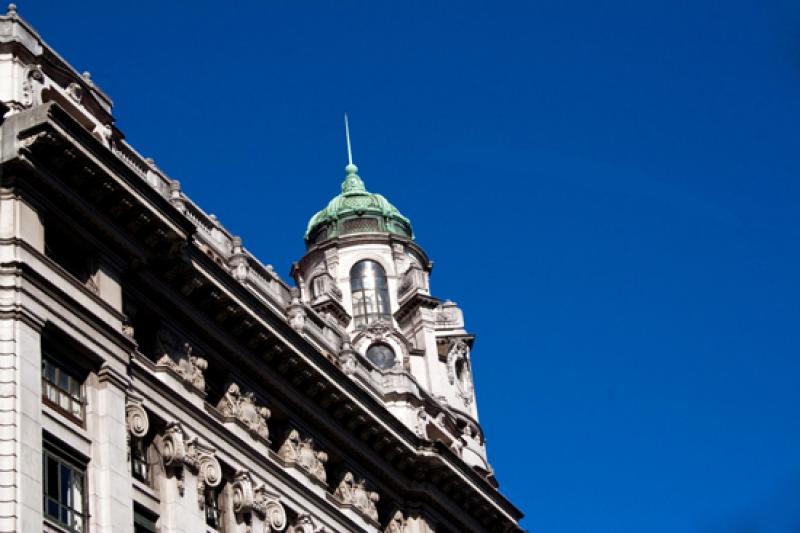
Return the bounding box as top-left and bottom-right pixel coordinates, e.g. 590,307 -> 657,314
0,5 -> 523,533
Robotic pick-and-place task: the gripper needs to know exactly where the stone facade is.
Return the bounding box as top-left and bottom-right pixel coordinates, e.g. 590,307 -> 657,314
0,5 -> 523,533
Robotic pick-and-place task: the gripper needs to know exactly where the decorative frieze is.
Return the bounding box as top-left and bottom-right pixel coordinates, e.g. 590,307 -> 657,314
332,472 -> 380,524
277,429 -> 328,484
159,422 -> 222,507
216,383 -> 271,443
231,470 -> 287,532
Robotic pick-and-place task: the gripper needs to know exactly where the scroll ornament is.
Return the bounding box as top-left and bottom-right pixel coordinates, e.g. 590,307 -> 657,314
217,383 -> 271,442
160,422 -> 221,507
333,472 -> 380,523
277,429 -> 328,483
231,470 -> 287,533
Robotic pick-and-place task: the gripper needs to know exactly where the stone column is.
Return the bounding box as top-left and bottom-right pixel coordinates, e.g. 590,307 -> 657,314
85,364 -> 133,533
0,316 -> 44,532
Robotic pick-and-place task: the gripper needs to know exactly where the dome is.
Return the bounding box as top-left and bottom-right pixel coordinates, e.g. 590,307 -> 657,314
305,163 -> 413,247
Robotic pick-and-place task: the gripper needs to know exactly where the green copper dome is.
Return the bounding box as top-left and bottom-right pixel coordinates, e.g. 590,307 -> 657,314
305,163 -> 413,247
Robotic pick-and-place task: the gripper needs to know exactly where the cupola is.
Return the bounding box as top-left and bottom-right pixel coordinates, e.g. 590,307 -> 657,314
304,116 -> 412,247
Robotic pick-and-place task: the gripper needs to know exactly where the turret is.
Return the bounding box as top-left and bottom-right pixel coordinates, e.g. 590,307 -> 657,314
292,117 -> 493,477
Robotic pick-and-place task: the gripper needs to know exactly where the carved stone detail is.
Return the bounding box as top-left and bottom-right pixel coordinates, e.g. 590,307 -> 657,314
447,339 -> 473,405
385,510 -> 408,533
277,429 -> 328,484
156,331 -> 208,394
216,383 -> 271,442
287,287 -> 307,331
231,470 -> 287,533
338,342 -> 357,376
126,398 -> 149,439
287,514 -> 328,533
159,422 -> 221,506
364,319 -> 392,341
333,472 -> 380,523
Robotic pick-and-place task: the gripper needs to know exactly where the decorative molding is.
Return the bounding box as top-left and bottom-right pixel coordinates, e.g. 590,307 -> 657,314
159,422 -> 221,506
216,382 -> 271,443
155,330 -> 208,394
447,339 -> 474,405
338,341 -> 358,376
287,513 -> 328,533
125,397 -> 149,439
277,429 -> 328,484
232,470 -> 287,532
287,287 -> 307,331
385,510 -> 409,533
332,472 -> 380,524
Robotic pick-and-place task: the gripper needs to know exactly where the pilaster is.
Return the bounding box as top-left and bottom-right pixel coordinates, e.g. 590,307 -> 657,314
85,364 -> 132,533
0,317 -> 43,532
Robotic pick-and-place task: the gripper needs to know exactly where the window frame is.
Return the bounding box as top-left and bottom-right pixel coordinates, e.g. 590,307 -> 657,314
350,260 -> 392,329
42,442 -> 88,533
42,357 -> 86,425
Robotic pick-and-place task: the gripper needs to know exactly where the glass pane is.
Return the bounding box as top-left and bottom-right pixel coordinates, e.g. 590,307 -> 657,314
60,506 -> 69,524
363,292 -> 376,314
58,370 -> 69,391
46,456 -> 59,498
60,463 -> 72,504
71,400 -> 82,419
46,384 -> 58,404
73,473 -> 83,513
46,499 -> 59,520
70,378 -> 81,399
44,362 -> 56,383
74,512 -> 83,532
59,391 -> 70,411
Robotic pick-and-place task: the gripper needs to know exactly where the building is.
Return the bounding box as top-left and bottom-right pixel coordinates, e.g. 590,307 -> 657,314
0,5 -> 524,532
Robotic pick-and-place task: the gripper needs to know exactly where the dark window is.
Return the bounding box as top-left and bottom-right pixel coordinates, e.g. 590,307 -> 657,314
131,438 -> 148,483
350,260 -> 391,329
205,488 -> 221,529
366,343 -> 396,370
42,358 -> 85,422
43,446 -> 87,532
44,219 -> 96,290
134,504 -> 158,533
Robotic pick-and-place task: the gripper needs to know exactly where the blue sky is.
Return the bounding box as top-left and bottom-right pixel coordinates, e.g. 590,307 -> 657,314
21,1 -> 800,531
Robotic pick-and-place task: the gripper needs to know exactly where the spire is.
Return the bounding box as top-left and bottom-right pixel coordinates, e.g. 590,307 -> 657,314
341,113 -> 365,194
345,112 -> 354,168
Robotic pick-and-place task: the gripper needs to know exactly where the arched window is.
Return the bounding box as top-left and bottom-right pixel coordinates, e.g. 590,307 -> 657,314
350,260 -> 391,329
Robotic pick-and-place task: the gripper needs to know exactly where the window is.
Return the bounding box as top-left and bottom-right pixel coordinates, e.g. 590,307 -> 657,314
350,260 -> 391,329
205,487 -> 221,530
131,438 -> 148,483
134,505 -> 158,533
42,358 -> 85,422
366,343 -> 396,370
43,446 -> 87,532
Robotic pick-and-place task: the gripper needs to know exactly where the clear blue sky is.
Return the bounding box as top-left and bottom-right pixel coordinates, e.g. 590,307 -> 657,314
21,1 -> 800,532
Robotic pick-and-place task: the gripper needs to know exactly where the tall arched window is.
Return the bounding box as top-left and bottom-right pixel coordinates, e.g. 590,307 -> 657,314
350,260 -> 391,329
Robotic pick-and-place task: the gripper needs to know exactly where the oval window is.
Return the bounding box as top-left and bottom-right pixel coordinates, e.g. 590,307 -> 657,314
366,343 -> 396,370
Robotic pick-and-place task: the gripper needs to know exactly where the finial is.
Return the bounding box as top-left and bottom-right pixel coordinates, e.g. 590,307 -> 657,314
344,113 -> 358,174
7,4 -> 17,16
